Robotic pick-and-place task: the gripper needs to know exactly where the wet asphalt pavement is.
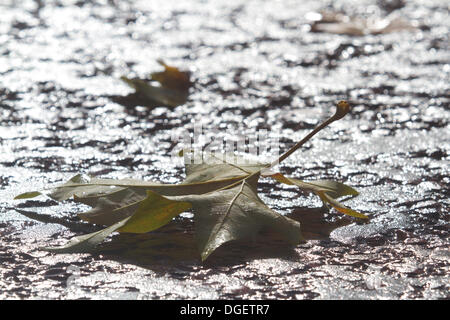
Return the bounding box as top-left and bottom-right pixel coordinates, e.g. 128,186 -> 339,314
0,0 -> 449,299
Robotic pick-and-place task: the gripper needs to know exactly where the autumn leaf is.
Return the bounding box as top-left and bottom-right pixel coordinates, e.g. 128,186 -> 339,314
309,11 -> 418,36
268,173 -> 367,219
13,191 -> 42,200
15,101 -> 368,260
174,179 -> 303,261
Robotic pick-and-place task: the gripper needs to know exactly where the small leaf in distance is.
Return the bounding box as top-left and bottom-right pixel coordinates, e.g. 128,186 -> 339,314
120,60 -> 191,108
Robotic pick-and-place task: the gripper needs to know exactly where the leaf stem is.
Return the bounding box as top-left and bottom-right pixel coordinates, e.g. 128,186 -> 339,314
269,101 -> 350,168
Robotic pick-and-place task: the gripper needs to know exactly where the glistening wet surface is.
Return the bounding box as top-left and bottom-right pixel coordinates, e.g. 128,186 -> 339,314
0,0 -> 449,299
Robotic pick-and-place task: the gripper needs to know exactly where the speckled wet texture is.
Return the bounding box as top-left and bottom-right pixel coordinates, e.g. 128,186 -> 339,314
0,0 -> 449,299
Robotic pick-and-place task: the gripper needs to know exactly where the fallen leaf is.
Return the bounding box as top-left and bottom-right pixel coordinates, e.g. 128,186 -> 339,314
181,150 -> 267,184
15,101 -> 368,260
44,190 -> 191,253
309,11 -> 418,36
